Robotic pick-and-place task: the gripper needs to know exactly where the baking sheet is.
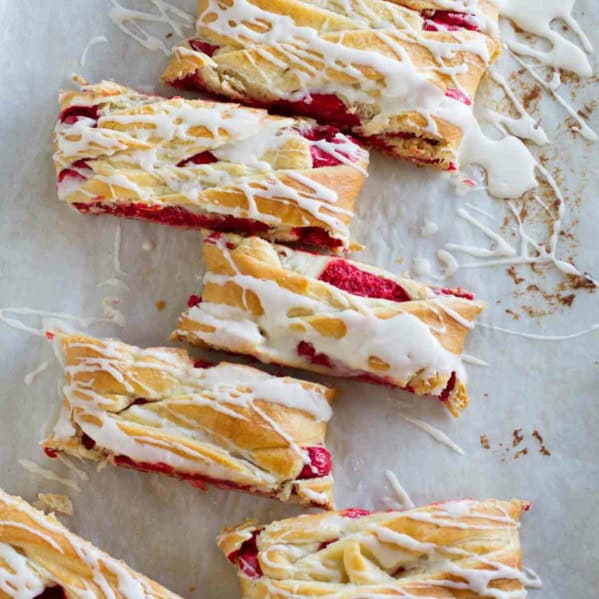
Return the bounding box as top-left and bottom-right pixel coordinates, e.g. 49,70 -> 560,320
1,1 -> 598,597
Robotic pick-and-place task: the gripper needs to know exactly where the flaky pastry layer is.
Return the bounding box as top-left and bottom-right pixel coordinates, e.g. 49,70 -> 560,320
172,234 -> 484,415
162,0 -> 500,170
53,80 -> 369,251
42,333 -> 336,509
218,498 -> 530,599
0,489 -> 180,599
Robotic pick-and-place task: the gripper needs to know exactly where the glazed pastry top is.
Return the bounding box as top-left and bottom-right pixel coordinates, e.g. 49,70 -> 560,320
0,489 -> 181,599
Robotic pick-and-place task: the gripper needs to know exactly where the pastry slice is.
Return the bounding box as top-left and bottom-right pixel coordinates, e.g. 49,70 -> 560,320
53,79 -> 369,251
172,234 -> 484,416
218,498 -> 531,598
162,0 -> 500,170
0,488 -> 180,598
42,333 -> 336,509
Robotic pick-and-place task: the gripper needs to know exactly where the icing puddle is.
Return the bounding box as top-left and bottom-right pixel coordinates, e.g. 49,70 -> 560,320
413,1 -> 597,312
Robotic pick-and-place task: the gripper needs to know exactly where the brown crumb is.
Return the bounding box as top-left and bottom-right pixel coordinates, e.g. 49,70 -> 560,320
522,85 -> 541,111
567,273 -> 597,291
480,435 -> 490,450
514,448 -> 528,460
512,429 -> 524,447
505,308 -> 520,320
506,266 -> 525,285
155,300 -> 167,312
532,430 -> 552,456
396,257 -> 404,265
166,32 -> 173,38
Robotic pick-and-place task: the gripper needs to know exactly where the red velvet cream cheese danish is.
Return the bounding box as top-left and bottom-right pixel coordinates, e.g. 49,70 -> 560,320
53,80 -> 369,251
218,498 -> 531,599
42,333 -> 336,509
172,234 -> 485,416
162,0 -> 500,170
0,489 -> 181,599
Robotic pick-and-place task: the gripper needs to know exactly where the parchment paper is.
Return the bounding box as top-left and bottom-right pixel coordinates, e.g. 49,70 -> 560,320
1,1 -> 598,597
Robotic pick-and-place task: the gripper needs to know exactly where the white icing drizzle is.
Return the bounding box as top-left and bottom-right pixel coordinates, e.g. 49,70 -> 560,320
478,321 -> 599,342
486,70 -> 549,145
24,361 -> 49,385
79,35 -> 108,67
419,219 -> 439,238
396,412 -> 465,455
384,470 -> 415,510
462,353 -> 489,367
113,223 -> 127,276
0,543 -> 46,599
56,455 -> 89,481
522,566 -> 543,589
432,158 -> 595,282
491,0 -> 594,77
0,307 -> 123,337
109,0 -> 193,55
507,49 -> 598,142
18,459 -> 81,493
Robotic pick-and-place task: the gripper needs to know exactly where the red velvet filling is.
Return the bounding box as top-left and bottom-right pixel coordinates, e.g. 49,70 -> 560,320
299,124 -> 362,168
340,508 -> 371,519
189,38 -> 220,56
34,587 -> 66,599
445,87 -> 472,106
43,448 -> 58,459
271,94 -> 361,128
297,446 -> 332,479
113,455 -> 253,493
290,227 -> 343,249
227,531 -> 263,579
188,294 -> 202,307
297,341 -> 333,369
176,151 -> 218,167
57,159 -> 93,185
319,259 -> 411,302
193,359 -> 217,368
72,201 -> 271,233
439,371 -> 457,403
81,433 -> 97,450
423,10 -> 479,32
59,105 -> 100,125
434,287 -> 475,301
318,539 -> 335,550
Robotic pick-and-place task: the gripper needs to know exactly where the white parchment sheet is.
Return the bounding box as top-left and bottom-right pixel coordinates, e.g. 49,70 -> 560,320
1,1 -> 598,597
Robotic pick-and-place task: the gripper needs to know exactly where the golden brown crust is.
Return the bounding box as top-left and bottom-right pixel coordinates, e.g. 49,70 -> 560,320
218,499 -> 530,599
173,235 -> 484,416
0,489 -> 181,598
54,80 -> 368,250
162,0 -> 499,169
42,333 -> 335,509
